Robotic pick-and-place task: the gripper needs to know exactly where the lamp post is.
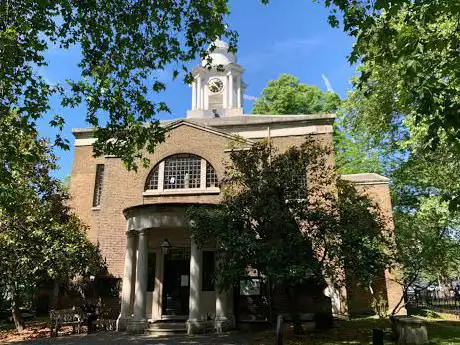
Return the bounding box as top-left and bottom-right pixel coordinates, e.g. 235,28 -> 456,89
160,239 -> 172,255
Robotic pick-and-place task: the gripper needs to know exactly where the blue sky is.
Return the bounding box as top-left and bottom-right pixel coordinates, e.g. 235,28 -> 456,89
39,0 -> 356,179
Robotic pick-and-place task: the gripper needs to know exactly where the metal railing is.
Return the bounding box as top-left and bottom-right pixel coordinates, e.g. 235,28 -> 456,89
408,288 -> 460,314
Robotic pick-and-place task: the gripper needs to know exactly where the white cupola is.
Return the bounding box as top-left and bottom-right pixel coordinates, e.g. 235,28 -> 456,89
187,39 -> 245,118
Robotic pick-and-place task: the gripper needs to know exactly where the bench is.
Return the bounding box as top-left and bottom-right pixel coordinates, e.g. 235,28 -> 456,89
390,315 -> 429,345
49,308 -> 83,337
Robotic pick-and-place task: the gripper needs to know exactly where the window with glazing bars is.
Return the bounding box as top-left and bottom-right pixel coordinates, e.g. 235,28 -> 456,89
92,164 -> 105,207
164,154 -> 201,189
289,173 -> 307,200
206,162 -> 218,188
146,166 -> 159,190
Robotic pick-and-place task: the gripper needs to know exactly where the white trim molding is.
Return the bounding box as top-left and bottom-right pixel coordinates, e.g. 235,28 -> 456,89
143,188 -> 220,197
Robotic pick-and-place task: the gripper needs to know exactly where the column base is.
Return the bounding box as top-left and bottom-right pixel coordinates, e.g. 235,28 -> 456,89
127,319 -> 147,334
215,315 -> 234,333
186,319 -> 208,334
116,314 -> 130,332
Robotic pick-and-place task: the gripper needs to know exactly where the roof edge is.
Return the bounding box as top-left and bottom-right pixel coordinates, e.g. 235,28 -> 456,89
340,173 -> 390,185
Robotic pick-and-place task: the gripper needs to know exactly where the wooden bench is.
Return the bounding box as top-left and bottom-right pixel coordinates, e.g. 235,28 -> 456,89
390,315 -> 429,345
49,308 -> 83,337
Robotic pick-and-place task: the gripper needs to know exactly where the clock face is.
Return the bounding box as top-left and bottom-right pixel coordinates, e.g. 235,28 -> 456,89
208,78 -> 224,93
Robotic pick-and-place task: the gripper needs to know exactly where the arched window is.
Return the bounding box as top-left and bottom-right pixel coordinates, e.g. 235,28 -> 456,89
145,154 -> 219,193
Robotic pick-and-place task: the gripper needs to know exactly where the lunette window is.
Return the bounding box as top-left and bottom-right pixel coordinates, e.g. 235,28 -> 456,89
145,154 -> 218,191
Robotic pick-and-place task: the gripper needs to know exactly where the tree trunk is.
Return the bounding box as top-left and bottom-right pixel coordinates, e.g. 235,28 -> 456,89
286,284 -> 303,335
50,279 -> 60,310
11,292 -> 25,332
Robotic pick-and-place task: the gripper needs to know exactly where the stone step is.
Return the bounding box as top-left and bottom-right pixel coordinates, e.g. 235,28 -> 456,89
161,315 -> 188,321
146,321 -> 187,334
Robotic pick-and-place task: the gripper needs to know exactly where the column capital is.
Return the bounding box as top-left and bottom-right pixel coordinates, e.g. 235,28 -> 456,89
138,228 -> 149,236
126,230 -> 138,238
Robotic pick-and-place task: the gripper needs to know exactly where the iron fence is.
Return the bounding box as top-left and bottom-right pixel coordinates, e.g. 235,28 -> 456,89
408,288 -> 460,314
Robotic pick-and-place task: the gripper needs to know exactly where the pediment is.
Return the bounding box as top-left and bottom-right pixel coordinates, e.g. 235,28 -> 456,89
164,119 -> 253,144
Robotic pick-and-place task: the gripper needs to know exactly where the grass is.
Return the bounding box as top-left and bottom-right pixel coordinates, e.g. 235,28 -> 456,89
250,312 -> 460,345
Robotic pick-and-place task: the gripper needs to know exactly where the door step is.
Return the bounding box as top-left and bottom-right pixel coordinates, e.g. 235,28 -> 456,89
161,315 -> 188,321
146,321 -> 187,335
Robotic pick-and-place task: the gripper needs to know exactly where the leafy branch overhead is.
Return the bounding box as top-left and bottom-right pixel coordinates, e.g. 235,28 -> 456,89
1,0 -> 236,169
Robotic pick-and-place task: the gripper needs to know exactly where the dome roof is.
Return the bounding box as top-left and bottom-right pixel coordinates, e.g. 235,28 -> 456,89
201,39 -> 236,67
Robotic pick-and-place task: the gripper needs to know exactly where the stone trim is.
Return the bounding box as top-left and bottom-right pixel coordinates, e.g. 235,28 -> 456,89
143,188 -> 220,197
340,173 -> 390,185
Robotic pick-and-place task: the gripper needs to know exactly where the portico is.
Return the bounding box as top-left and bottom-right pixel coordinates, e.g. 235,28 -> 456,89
116,204 -> 234,334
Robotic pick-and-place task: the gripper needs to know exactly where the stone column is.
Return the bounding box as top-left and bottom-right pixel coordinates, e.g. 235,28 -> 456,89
204,84 -> 209,110
236,75 -> 242,108
215,290 -> 233,333
187,239 -> 206,334
128,229 -> 148,333
223,76 -> 228,109
116,230 -> 137,331
197,77 -> 202,110
192,80 -> 197,110
228,74 -> 233,108
215,253 -> 234,333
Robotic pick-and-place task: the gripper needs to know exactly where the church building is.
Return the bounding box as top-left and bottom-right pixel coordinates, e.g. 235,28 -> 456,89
69,40 -> 403,334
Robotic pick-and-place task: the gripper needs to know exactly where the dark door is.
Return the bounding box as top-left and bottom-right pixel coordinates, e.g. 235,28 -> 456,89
162,250 -> 190,316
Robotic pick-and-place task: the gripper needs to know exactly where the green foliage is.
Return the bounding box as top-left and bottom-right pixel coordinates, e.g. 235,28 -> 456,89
251,73 -> 383,175
0,112 -> 104,330
394,197 -> 460,286
318,1 -> 460,208
341,51 -> 460,307
334,108 -> 384,175
252,74 -> 341,115
188,139 -> 393,293
1,0 -> 236,169
342,68 -> 460,308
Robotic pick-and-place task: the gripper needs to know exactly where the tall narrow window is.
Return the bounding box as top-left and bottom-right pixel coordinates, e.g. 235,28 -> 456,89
202,251 -> 216,291
147,252 -> 156,291
92,164 -> 105,207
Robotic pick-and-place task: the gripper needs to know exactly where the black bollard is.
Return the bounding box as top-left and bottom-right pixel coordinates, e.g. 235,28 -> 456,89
373,328 -> 384,345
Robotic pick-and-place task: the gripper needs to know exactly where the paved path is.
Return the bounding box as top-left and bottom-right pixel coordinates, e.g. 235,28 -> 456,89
13,332 -> 250,345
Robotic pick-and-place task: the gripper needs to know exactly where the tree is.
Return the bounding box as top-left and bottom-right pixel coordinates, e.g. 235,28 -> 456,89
1,0 -> 236,170
393,196 -> 460,313
333,108 -> 384,175
251,73 -> 383,174
252,74 -> 341,115
187,139 -> 393,332
310,0 -> 460,208
340,63 -> 460,311
0,112 -> 104,331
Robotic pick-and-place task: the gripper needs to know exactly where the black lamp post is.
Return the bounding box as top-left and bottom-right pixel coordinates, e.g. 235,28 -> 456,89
160,239 -> 172,255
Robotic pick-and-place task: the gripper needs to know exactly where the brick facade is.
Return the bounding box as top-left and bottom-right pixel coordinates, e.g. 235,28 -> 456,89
69,116 -> 404,320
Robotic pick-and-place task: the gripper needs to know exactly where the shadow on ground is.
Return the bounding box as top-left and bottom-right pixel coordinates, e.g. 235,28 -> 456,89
11,332 -> 250,345
251,317 -> 460,345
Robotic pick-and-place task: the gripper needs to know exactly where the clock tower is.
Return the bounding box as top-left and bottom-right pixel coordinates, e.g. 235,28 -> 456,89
187,40 -> 245,118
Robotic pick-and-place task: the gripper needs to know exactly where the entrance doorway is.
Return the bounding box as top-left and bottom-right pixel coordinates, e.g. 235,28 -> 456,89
162,248 -> 190,316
